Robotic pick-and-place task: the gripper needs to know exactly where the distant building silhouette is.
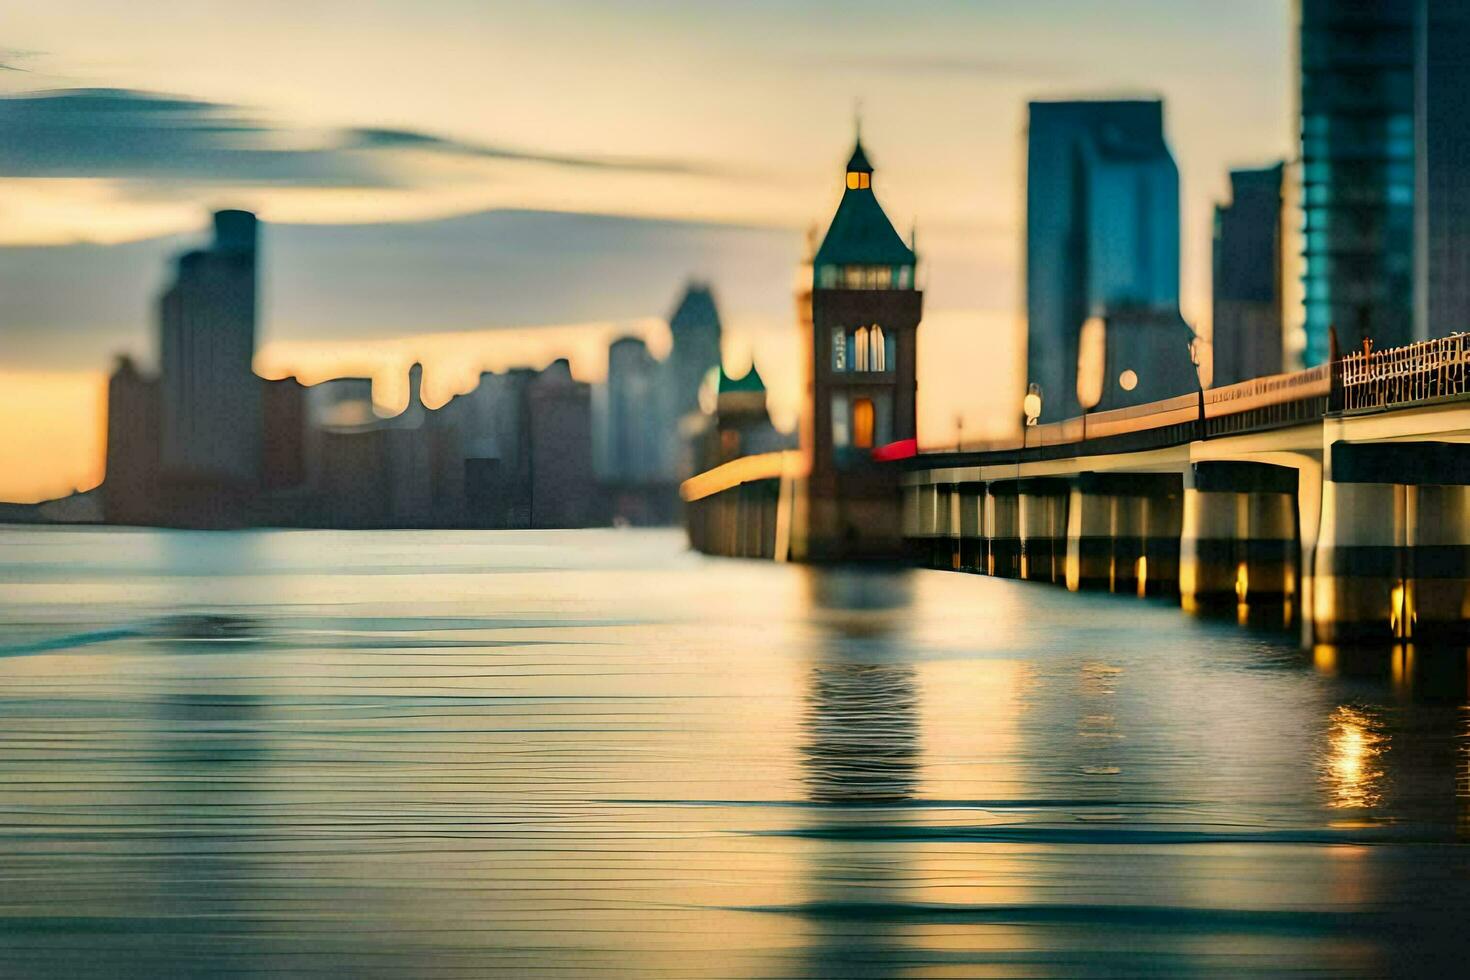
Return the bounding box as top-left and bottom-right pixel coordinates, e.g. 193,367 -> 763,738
527,359 -> 598,528
694,363 -> 790,471
262,378 -> 307,491
98,210 -> 630,530
603,336 -> 663,483
663,282 -> 723,430
1213,164 -> 1286,386
158,210 -> 262,494
1026,101 -> 1182,420
102,356 -> 161,525
443,368 -> 536,528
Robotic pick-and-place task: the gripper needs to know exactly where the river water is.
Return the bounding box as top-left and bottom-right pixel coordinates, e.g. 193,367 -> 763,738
0,525 -> 1467,977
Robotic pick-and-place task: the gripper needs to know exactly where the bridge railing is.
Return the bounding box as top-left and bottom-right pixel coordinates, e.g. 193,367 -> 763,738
1337,333 -> 1470,413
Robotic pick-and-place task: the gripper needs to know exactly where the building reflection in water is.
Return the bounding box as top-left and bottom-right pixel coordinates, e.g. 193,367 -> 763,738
800,567 -> 920,805
794,567 -> 923,975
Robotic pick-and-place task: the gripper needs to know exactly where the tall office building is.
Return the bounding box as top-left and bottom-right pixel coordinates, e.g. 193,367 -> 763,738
603,336 -> 663,484
1415,0 -> 1470,340
1026,101 -> 1181,421
527,359 -> 598,528
102,356 -> 161,525
1213,164 -> 1286,386
158,209 -> 262,486
1297,0 -> 1415,364
663,283 -> 723,424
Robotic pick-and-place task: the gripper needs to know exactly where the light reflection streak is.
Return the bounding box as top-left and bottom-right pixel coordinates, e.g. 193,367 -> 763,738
1322,705 -> 1386,810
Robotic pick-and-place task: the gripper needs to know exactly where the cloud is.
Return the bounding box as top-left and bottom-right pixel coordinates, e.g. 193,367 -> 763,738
0,48 -> 39,72
0,87 -> 710,187
0,88 -> 387,185
345,127 -> 716,176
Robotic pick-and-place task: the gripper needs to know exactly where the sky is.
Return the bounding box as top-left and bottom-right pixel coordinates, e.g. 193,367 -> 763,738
0,0 -> 1292,502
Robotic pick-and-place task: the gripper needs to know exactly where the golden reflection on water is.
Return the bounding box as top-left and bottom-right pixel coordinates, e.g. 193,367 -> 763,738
1322,705 -> 1386,810
8,529 -> 1470,974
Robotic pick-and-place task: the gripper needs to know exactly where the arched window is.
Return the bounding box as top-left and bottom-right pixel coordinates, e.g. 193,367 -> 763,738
870,325 -> 886,371
854,326 -> 869,373
852,398 -> 875,449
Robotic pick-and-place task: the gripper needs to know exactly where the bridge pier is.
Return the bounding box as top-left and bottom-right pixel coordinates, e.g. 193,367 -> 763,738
1016,478 -> 1069,584
1180,462 -> 1299,611
957,481 -> 985,572
1065,473 -> 1182,595
986,483 -> 1022,578
1315,442 -> 1470,644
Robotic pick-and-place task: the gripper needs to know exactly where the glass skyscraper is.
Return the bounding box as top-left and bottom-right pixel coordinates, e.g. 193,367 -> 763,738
1297,0 -> 1415,365
1415,0 -> 1470,341
1026,100 -> 1181,421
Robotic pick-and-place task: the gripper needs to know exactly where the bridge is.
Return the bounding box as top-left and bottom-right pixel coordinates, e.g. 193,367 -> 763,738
682,334 -> 1470,647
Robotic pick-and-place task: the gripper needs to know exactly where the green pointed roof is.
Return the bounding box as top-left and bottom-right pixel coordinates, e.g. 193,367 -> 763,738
718,363 -> 765,394
814,139 -> 916,267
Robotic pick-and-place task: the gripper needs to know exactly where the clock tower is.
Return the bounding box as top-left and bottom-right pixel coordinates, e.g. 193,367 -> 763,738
797,136 -> 923,560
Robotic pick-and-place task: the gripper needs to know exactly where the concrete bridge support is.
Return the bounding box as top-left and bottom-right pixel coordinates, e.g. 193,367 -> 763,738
685,478 -> 779,560
953,482 -> 984,572
1065,473 -> 1183,595
1315,442 -> 1470,644
1180,462 -> 1299,611
1016,478 -> 1069,584
903,483 -> 946,568
986,484 -> 1022,578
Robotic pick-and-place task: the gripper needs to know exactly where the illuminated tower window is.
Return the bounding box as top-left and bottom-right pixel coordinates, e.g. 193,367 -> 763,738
852,398 -> 875,448
870,325 -> 886,371
854,326 -> 870,372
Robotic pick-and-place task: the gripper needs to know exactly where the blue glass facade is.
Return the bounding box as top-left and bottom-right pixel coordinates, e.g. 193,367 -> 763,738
1298,0 -> 1415,364
1026,101 -> 1181,421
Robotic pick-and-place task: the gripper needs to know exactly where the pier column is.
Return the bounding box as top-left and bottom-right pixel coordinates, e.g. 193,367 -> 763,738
1017,478 -> 1069,584
903,483 -> 945,568
1408,484 -> 1470,641
1065,473 -> 1183,594
1315,442 -> 1470,644
985,483 -> 1022,578
1179,462 -> 1299,610
957,481 -> 985,572
936,482 -> 957,569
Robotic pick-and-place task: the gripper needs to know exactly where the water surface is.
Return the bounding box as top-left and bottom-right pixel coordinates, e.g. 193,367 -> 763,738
0,526 -> 1467,977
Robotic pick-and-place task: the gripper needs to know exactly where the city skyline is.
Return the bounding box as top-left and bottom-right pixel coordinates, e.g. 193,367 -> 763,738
0,0 -> 1292,501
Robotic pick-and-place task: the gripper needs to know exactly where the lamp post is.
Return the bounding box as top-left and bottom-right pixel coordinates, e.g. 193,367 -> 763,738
1186,327 -> 1207,438
1021,384 -> 1042,479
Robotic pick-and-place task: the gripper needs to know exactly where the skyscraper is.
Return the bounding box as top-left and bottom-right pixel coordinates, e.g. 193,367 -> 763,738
663,283 -> 723,425
1213,164 -> 1286,386
102,355 -> 160,525
603,336 -> 662,484
1026,101 -> 1181,421
158,209 -> 262,487
527,359 -> 597,528
1414,0 -> 1470,340
1296,0 -> 1415,364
